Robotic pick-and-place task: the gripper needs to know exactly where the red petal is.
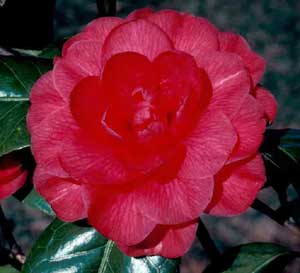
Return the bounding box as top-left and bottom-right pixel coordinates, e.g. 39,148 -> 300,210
171,14 -> 219,58
30,106 -> 77,171
28,71 -> 64,132
230,95 -> 266,162
254,86 -> 277,122
84,17 -> 124,39
53,58 -> 86,100
0,171 -> 27,200
141,9 -> 184,37
153,51 -> 212,139
62,41 -> 103,75
136,176 -> 213,225
151,11 -> 218,56
145,10 -> 219,58
34,166 -> 87,221
62,17 -> 124,56
219,32 -> 266,85
102,52 -> 156,101
206,154 -> 265,216
0,153 -> 23,184
70,76 -> 104,135
87,188 -> 156,246
57,18 -> 125,100
197,52 -> 251,119
181,110 -> 237,178
62,32 -> 96,57
58,126 -> 130,185
127,8 -> 154,20
102,19 -> 173,64
118,220 -> 198,258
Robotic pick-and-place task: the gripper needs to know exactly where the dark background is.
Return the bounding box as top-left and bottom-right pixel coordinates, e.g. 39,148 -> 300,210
1,0 -> 300,272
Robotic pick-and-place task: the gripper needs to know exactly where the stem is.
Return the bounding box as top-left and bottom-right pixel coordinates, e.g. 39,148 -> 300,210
251,198 -> 287,225
0,206 -> 25,268
197,218 -> 220,262
96,0 -> 116,17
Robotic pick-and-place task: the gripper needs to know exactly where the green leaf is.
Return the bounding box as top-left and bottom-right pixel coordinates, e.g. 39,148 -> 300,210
203,243 -> 298,273
23,189 -> 55,216
0,56 -> 52,156
261,129 -> 300,196
13,46 -> 60,59
262,129 -> 300,166
122,256 -> 180,273
37,47 -> 60,59
0,265 -> 19,273
22,219 -> 179,273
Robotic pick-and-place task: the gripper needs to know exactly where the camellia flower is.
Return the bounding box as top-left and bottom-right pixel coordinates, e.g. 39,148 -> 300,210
27,8 -> 277,258
0,152 -> 27,200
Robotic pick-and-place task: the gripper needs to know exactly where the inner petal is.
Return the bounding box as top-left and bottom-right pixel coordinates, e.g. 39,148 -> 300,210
70,51 -> 212,155
153,51 -> 212,140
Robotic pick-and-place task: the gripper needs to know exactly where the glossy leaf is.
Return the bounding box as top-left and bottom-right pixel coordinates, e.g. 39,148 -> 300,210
0,265 -> 19,273
37,47 -> 60,59
262,129 -> 300,165
22,219 -> 179,273
0,56 -> 52,157
14,46 -> 60,59
203,243 -> 298,273
261,129 -> 300,206
121,256 -> 180,273
23,189 -> 55,216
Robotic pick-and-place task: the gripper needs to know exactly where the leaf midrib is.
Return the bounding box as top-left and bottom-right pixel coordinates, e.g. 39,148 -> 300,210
1,60 -> 28,93
250,252 -> 291,273
98,240 -> 115,273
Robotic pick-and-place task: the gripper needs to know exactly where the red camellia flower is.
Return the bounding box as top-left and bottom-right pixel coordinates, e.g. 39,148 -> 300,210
0,152 -> 27,200
27,9 -> 277,258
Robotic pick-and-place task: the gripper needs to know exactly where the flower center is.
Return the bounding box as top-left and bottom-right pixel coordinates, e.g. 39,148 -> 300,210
70,51 -> 212,152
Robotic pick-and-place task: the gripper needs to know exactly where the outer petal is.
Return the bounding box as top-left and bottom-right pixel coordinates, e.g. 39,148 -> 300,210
254,86 -> 277,122
197,52 -> 251,119
139,10 -> 184,40
127,8 -> 154,20
230,95 -> 266,162
55,18 -> 124,101
28,71 -> 64,132
219,32 -> 266,85
34,166 -> 87,222
30,103 -> 88,221
30,106 -> 75,171
61,41 -> 103,75
118,220 -> 198,258
206,154 -> 265,216
59,128 -> 130,185
101,19 -> 173,63
136,177 -> 213,225
87,188 -> 156,246
181,110 -> 237,178
62,17 -> 124,56
53,58 -> 86,101
0,171 -> 27,200
145,11 -> 219,58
